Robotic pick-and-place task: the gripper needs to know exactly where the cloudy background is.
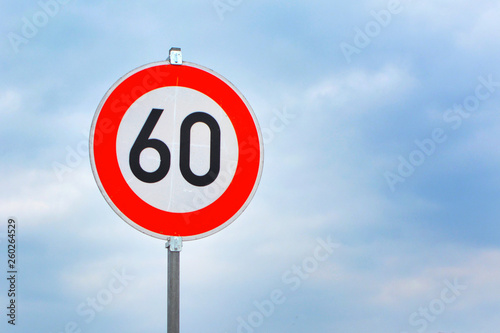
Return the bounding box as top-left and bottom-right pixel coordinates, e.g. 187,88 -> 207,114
2,0 -> 500,332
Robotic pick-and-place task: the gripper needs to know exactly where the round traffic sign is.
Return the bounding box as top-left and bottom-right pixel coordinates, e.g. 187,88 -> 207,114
90,61 -> 263,240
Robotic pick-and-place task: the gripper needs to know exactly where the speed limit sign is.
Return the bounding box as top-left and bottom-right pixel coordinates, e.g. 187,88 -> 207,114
90,58 -> 263,240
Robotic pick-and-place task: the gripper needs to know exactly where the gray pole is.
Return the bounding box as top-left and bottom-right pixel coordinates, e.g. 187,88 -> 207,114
167,237 -> 182,333
166,47 -> 183,333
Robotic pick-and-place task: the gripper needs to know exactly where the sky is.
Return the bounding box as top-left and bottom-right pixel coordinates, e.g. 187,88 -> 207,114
1,0 -> 500,332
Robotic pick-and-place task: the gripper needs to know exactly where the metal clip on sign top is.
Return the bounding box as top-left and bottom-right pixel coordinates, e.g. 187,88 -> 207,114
168,47 -> 182,65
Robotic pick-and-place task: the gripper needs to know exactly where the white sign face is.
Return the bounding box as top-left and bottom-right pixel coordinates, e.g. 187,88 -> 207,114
116,86 -> 239,213
90,61 -> 263,240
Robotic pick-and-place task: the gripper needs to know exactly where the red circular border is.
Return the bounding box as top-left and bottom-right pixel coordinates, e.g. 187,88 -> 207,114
91,62 -> 262,240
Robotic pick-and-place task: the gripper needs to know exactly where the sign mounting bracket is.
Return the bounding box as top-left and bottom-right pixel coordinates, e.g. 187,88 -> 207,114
168,47 -> 182,65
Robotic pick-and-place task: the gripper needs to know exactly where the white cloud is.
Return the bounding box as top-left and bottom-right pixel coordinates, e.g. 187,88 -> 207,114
0,166 -> 95,228
305,65 -> 418,114
405,0 -> 492,28
456,2 -> 500,50
370,246 -> 500,309
0,89 -> 22,115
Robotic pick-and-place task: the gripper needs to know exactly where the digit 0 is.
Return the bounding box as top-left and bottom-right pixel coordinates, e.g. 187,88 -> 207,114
180,112 -> 221,186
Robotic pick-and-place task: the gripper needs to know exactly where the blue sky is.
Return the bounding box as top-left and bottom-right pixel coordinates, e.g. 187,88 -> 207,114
2,0 -> 500,332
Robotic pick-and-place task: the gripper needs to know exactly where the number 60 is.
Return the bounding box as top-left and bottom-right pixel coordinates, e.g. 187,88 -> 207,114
129,108 -> 221,187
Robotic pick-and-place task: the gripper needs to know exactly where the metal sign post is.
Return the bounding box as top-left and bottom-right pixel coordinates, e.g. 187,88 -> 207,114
90,47 -> 263,333
166,237 -> 182,333
166,48 -> 182,333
